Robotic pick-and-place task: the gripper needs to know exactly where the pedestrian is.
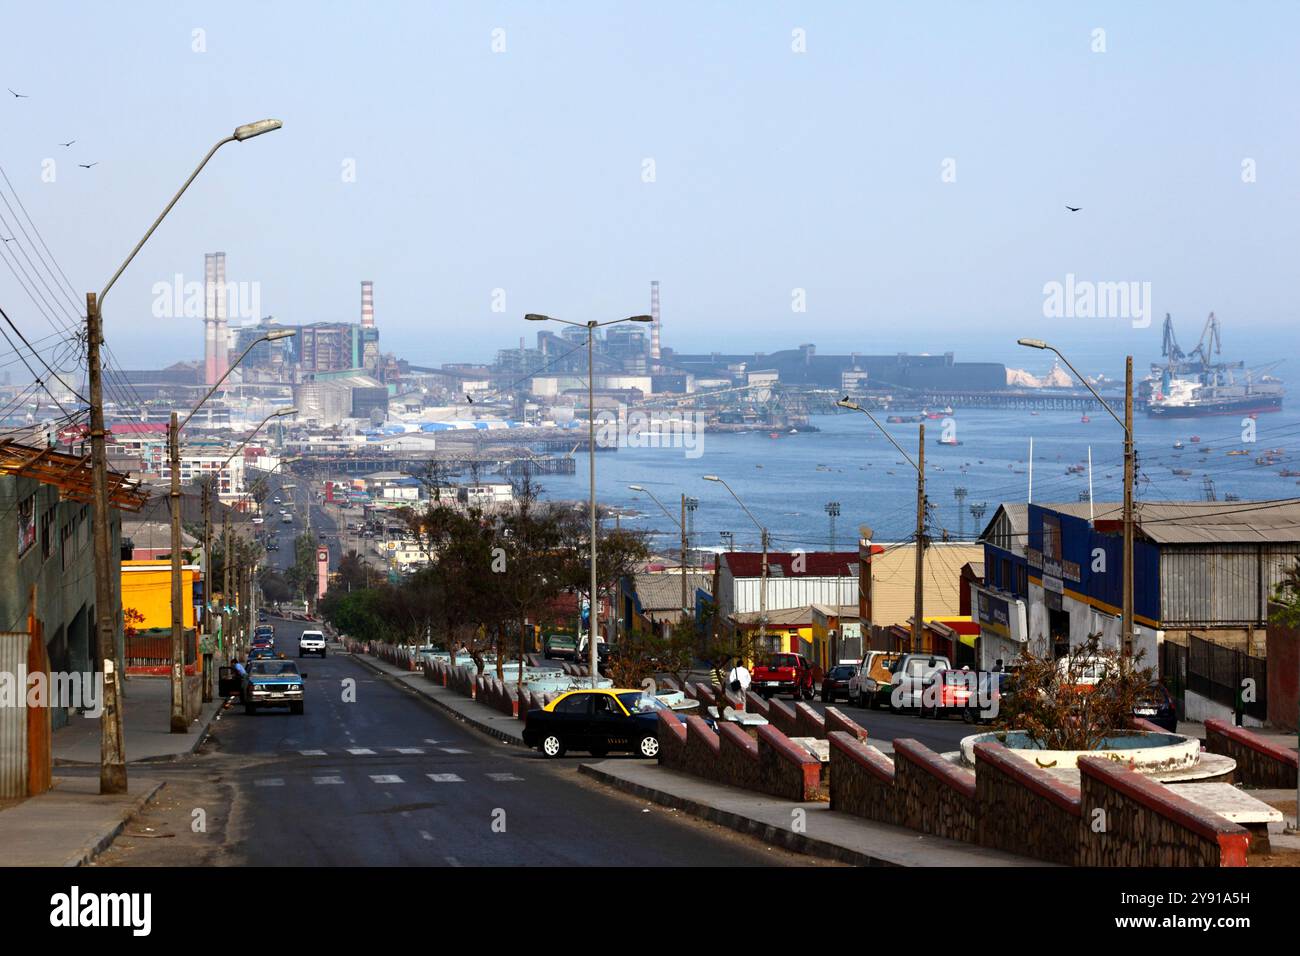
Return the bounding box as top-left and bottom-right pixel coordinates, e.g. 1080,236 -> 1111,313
727,657 -> 751,695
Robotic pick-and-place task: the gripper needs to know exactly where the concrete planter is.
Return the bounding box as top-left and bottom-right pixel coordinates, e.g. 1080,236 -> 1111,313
959,730 -> 1201,774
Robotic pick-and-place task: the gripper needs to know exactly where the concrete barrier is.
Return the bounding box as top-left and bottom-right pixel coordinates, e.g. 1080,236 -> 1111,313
793,702 -> 825,738
1204,718 -> 1298,789
766,697 -> 798,737
743,691 -> 770,717
894,738 -> 978,844
974,742 -> 1081,865
827,731 -> 897,825
1076,754 -> 1249,867
824,707 -> 869,741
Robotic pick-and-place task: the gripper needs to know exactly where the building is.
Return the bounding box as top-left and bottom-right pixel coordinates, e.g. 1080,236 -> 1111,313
621,571 -> 713,635
714,551 -> 859,655
856,540 -> 984,649
120,561 -> 199,631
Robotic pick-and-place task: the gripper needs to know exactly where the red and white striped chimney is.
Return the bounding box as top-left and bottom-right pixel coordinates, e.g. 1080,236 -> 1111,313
214,252 -> 229,381
650,279 -> 661,364
360,280 -> 374,328
203,253 -> 218,385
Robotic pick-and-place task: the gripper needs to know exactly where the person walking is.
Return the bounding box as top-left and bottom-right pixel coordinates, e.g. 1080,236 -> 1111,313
727,657 -> 751,695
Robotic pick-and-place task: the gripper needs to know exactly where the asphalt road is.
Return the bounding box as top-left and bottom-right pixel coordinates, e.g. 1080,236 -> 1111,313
205,617 -> 811,866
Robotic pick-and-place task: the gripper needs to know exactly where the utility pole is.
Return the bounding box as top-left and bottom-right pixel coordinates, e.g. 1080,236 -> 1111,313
758,528 -> 769,651
953,486 -> 968,540
85,294 -> 128,794
223,511 -> 232,657
913,423 -> 926,654
168,411 -> 187,732
201,480 -> 213,702
680,494 -> 688,616
1122,356 -> 1135,657
825,501 -> 841,552
720,530 -> 734,552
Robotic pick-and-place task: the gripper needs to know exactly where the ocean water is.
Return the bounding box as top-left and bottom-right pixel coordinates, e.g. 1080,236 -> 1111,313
533,406 -> 1300,552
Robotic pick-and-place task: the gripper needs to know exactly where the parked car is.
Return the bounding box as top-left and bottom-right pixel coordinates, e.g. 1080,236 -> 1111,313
522,688 -> 680,758
888,653 -> 952,712
848,651 -> 902,708
298,629 -> 327,658
1132,681 -> 1177,732
820,663 -> 859,703
544,634 -> 579,661
243,659 -> 306,715
751,652 -> 816,701
921,668 -> 1008,722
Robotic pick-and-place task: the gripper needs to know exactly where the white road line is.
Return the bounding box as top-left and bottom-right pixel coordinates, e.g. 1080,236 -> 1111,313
347,748 -> 376,755
444,856 -> 462,867
419,830 -> 434,841
485,772 -> 523,782
393,747 -> 424,754
440,747 -> 468,754
313,776 -> 344,785
427,773 -> 463,783
423,739 -> 441,745
254,778 -> 285,787
370,774 -> 404,784
300,749 -> 327,756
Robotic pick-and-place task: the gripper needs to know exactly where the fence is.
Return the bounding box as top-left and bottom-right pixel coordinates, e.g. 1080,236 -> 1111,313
1184,633 -> 1267,722
125,628 -> 198,674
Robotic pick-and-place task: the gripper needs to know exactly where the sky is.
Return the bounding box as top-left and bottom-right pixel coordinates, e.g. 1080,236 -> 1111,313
1,1 -> 1298,382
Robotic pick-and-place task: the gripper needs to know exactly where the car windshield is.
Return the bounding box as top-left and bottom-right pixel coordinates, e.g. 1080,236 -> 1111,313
617,692 -> 667,713
250,661 -> 299,677
766,654 -> 799,669
829,666 -> 855,679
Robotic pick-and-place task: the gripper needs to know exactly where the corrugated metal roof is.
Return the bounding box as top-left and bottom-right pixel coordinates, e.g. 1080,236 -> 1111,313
632,573 -> 712,610
981,499 -> 1300,546
721,551 -> 858,579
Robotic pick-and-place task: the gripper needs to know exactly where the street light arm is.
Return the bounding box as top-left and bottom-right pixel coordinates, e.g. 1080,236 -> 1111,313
837,400 -> 919,471
220,409 -> 293,470
630,486 -> 682,531
178,332 -> 288,431
709,476 -> 765,537
1045,345 -> 1128,434
99,135 -> 236,307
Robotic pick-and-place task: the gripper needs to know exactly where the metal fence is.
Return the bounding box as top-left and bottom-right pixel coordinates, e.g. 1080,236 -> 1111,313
125,629 -> 197,670
1183,633 -> 1267,722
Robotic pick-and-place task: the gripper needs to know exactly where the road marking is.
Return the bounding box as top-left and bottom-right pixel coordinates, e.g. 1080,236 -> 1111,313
300,749 -> 327,756
370,774 -> 404,784
313,775 -> 344,785
419,830 -> 434,841
347,748 -> 376,755
445,856 -> 462,867
427,773 -> 463,783
254,778 -> 285,787
440,747 -> 468,754
486,772 -> 523,782
423,739 -> 441,745
393,747 -> 424,754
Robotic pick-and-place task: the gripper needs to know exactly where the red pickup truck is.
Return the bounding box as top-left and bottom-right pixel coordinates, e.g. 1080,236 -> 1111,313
751,653 -> 817,701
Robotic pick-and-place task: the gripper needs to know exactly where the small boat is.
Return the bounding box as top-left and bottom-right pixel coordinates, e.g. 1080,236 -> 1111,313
1172,468 -> 1193,477
1225,493 -> 1241,501
1279,469 -> 1300,477
1190,436 -> 1201,443
768,431 -> 781,439
1080,415 -> 1091,423
938,437 -> 961,446
1030,411 -> 1039,416
1173,441 -> 1184,449
1227,449 -> 1249,456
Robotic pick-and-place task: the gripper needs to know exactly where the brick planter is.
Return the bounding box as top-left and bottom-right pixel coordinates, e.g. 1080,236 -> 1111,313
1204,718 -> 1298,789
894,738 -> 978,844
828,731 -> 897,825
974,742 -> 1081,865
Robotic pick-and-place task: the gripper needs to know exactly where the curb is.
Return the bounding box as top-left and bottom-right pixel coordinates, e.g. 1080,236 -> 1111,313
346,651 -> 526,748
577,763 -> 899,868
53,699 -> 226,768
66,779 -> 167,867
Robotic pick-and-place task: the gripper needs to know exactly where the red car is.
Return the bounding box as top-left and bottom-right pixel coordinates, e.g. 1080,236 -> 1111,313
752,653 -> 817,701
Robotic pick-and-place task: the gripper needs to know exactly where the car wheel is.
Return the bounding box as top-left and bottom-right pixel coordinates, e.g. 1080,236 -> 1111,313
638,735 -> 660,758
321,649 -> 327,658
541,734 -> 565,758
245,702 -> 256,715
961,705 -> 976,724
820,691 -> 830,703
290,702 -> 304,715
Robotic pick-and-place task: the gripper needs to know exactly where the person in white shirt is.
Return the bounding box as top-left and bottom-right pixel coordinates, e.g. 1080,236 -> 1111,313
727,658 -> 751,694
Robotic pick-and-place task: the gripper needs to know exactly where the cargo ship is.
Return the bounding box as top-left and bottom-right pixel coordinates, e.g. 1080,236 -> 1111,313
1146,375 -> 1284,419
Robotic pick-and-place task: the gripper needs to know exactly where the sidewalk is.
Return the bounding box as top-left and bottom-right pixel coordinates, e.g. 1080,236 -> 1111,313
348,647 -> 1042,866
53,674 -> 225,765
0,776 -> 164,866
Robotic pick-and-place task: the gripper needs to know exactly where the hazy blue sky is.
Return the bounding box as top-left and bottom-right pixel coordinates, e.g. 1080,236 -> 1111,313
2,1 -> 1297,381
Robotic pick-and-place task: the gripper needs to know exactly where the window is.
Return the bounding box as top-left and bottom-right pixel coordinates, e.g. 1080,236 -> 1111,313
592,694 -> 622,716
40,508 -> 54,560
61,523 -> 75,571
16,494 -> 36,557
553,694 -> 591,715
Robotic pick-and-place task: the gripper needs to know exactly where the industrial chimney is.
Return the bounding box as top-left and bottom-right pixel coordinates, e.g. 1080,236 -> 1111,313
650,280 -> 661,365
214,252 -> 229,381
203,253 -> 218,385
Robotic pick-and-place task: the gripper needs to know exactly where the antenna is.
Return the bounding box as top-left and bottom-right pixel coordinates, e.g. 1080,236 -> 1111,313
1087,446 -> 1094,522
1028,436 -> 1034,503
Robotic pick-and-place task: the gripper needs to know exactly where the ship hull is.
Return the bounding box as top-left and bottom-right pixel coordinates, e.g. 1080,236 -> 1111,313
1147,395 -> 1283,418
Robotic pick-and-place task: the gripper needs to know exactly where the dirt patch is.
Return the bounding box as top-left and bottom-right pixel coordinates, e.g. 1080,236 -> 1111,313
90,770 -> 239,867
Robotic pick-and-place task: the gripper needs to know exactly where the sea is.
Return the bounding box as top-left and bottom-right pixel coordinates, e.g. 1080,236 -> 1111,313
533,405 -> 1300,553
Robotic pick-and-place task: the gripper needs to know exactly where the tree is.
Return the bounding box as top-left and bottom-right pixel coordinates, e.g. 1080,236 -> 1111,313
991,634 -> 1155,751
1269,557 -> 1300,629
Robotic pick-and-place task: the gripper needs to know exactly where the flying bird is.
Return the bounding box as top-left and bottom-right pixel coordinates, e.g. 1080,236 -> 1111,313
78,162 -> 97,169
1065,205 -> 1081,212
465,394 -> 474,404
7,88 -> 28,98
58,140 -> 75,147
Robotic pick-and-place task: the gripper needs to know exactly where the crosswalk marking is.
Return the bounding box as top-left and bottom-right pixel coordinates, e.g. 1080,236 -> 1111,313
419,830 -> 434,841
370,774 -> 404,784
393,747 -> 424,754
313,776 -> 344,785
427,773 -> 463,783
300,749 -> 327,756
254,778 -> 285,787
347,748 -> 376,755
440,747 -> 469,754
486,772 -> 523,782
423,739 -> 441,745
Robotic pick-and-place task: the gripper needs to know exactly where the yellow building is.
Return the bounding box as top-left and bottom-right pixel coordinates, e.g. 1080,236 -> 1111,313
121,560 -> 199,630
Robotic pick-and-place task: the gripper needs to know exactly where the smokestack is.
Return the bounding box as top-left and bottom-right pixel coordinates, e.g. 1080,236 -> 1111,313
203,253 -> 217,385
214,252 -> 229,381
650,279 -> 661,364
360,280 -> 379,371
360,280 -> 374,328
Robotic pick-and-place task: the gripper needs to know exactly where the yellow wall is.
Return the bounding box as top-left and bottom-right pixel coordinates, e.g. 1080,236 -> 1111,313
121,561 -> 196,630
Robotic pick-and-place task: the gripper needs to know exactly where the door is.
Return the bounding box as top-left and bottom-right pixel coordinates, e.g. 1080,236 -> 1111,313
589,693 -> 631,751
550,693 -> 594,749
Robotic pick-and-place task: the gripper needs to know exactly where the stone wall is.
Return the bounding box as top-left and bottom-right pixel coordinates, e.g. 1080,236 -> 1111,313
974,742 -> 1081,865
1075,755 -> 1249,867
766,697 -> 798,737
824,707 -> 869,741
893,738 -> 978,844
655,711 -> 822,801
827,731 -> 897,825
1204,718 -> 1298,789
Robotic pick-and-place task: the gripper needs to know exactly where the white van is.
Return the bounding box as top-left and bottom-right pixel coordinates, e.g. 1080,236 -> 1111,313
888,653 -> 952,712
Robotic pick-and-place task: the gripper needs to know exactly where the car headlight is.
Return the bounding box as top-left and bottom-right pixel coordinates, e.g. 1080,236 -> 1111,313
863,679 -> 878,692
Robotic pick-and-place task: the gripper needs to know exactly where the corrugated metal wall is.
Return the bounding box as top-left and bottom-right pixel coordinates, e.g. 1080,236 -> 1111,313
0,632 -> 29,799
732,576 -> 858,614
1161,544 -> 1300,627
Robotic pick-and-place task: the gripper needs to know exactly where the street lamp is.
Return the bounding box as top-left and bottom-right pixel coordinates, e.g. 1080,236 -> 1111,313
703,474 -> 770,651
167,337 -> 296,734
836,397 -> 927,653
84,118 -> 283,791
524,312 -> 652,686
629,484 -> 692,620
1018,338 -> 1136,656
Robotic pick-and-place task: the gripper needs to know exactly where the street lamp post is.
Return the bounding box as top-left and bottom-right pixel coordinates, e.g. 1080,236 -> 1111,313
836,398 -> 928,652
524,313 -> 652,687
703,475 -> 769,651
629,485 -> 691,622
167,340 -> 294,733
1018,339 -> 1135,656
86,118 -> 282,787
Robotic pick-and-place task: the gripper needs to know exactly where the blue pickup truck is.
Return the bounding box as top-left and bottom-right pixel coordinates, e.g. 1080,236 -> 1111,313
243,659 -> 306,715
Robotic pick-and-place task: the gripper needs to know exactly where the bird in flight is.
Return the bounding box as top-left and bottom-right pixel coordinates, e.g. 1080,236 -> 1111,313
465,394 -> 474,404
0,236 -> 14,242
78,162 -> 98,169
1065,205 -> 1081,212
8,88 -> 28,98
59,139 -> 75,147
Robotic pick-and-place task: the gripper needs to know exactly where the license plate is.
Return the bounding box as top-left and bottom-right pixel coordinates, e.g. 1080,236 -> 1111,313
766,681 -> 779,687
1135,707 -> 1156,715
271,693 -> 286,699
